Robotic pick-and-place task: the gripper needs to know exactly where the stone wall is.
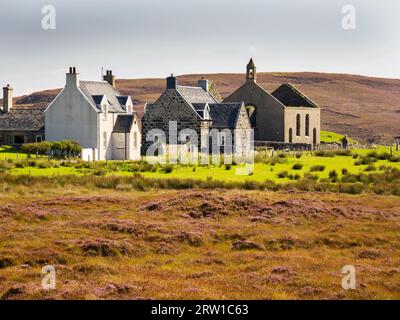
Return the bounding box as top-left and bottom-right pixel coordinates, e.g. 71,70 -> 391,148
284,107 -> 320,145
141,89 -> 205,155
0,130 -> 45,147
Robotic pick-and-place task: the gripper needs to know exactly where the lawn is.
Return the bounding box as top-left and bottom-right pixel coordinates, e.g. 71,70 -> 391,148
4,149 -> 400,184
0,146 -> 30,160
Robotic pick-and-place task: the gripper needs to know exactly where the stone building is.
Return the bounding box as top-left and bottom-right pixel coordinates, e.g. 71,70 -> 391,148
45,68 -> 141,161
0,84 -> 45,146
224,59 -> 320,146
141,75 -> 251,156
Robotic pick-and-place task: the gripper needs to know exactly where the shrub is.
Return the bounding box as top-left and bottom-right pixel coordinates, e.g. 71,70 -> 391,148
161,164 -> 174,174
388,156 -> 400,163
303,173 -> 319,181
292,163 -> 303,170
310,165 -> 325,172
364,165 -> 376,172
288,173 -> 301,180
295,153 -> 302,159
21,140 -> 82,158
341,168 -> 348,175
225,164 -> 232,170
277,171 -> 289,179
329,170 -> 338,182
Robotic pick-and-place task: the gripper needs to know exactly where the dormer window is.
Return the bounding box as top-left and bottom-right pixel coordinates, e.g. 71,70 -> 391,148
102,105 -> 108,120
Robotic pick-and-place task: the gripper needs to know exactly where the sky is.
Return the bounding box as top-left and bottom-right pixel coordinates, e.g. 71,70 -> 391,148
0,0 -> 399,96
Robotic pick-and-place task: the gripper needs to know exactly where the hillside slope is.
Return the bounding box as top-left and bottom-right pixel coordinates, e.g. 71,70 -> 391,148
4,72 -> 400,143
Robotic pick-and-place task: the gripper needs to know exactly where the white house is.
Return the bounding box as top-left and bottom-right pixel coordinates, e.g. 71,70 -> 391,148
45,67 -> 141,161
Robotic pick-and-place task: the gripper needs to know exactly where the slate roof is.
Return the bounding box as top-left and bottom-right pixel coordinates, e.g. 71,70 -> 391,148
177,86 -> 218,104
192,103 -> 210,120
271,83 -> 319,108
79,81 -> 130,113
113,115 -> 135,133
0,107 -> 45,131
208,103 -> 243,129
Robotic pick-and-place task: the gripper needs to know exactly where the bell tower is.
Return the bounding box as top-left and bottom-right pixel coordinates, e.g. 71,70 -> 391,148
246,58 -> 256,82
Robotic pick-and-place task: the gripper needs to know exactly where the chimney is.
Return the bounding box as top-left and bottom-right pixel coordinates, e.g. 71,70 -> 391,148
2,84 -> 13,113
166,74 -> 177,89
66,66 -> 80,87
103,70 -> 116,88
198,77 -> 209,92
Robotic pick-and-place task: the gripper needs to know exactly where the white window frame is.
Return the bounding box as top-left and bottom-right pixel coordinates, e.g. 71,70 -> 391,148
35,135 -> 43,143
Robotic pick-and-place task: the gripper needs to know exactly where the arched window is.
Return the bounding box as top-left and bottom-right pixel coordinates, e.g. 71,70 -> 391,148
305,114 -> 310,137
289,128 -> 293,143
313,128 -> 317,145
296,114 -> 301,136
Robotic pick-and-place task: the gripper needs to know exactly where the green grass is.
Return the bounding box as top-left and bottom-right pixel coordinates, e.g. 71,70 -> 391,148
0,146 -> 29,160
5,151 -> 399,184
2,144 -> 400,185
320,131 -> 356,144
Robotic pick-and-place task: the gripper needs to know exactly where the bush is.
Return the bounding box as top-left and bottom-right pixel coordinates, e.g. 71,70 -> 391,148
329,170 -> 338,182
304,173 -> 319,181
364,165 -> 376,172
310,165 -> 325,172
225,164 -> 232,170
277,171 -> 289,179
288,173 -> 301,180
292,163 -> 303,170
161,164 -> 174,173
21,140 -> 82,158
341,168 -> 348,175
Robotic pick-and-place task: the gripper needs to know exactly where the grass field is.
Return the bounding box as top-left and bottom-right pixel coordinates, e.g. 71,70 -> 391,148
0,146 -> 30,160
320,131 -> 356,144
1,186 -> 400,299
3,147 -> 399,185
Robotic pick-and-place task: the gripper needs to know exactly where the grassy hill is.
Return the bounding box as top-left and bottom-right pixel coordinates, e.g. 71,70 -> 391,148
4,72 -> 400,144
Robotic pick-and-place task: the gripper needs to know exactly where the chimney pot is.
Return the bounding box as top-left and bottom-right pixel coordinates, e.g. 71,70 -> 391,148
66,67 -> 79,87
103,70 -> 116,87
167,74 -> 177,89
2,84 -> 13,113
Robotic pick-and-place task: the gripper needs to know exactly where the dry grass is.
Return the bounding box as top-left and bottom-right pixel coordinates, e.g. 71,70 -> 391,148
0,185 -> 400,300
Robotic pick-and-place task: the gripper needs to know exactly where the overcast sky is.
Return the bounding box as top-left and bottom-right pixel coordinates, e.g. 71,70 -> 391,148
0,0 -> 399,95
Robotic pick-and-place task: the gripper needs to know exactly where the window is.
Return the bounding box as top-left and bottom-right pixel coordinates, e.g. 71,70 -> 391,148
102,105 -> 108,121
35,135 -> 43,143
103,132 -> 107,149
305,114 -> 310,137
296,114 -> 301,136
220,133 -> 226,146
13,135 -> 25,144
289,128 -> 293,143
